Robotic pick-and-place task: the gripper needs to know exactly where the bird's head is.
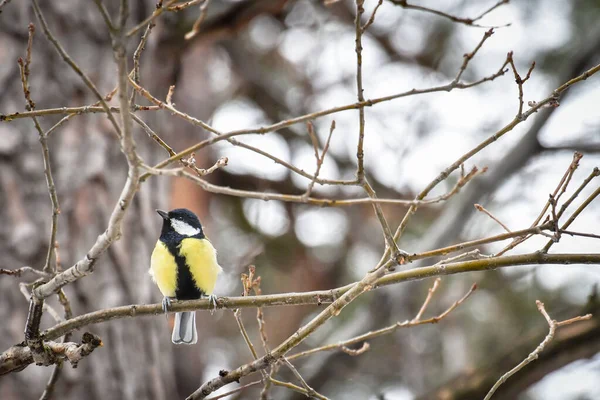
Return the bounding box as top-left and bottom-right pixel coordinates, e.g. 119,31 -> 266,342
157,208 -> 204,237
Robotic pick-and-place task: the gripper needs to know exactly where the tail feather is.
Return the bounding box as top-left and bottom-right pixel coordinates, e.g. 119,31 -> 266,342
172,312 -> 198,345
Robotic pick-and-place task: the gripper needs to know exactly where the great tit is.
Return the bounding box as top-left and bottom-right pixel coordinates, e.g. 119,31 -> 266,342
150,208 -> 222,345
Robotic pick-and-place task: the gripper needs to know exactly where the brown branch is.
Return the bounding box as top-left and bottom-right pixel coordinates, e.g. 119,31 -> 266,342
205,380 -> 262,400
184,0 -> 212,40
454,28 -> 497,83
361,0 -> 383,32
130,22 -> 155,107
483,301 -> 592,400
281,358 -> 329,400
303,120 -> 337,198
127,0 -> 178,37
32,252 -> 599,343
31,0 -> 141,300
497,152 -> 584,255
0,333 -> 103,376
560,229 -> 600,240
475,204 -> 511,233
288,281 -> 476,361
184,250 -> 598,398
355,0 -> 367,182
507,52 -> 536,119
556,166 -> 599,220
17,23 -> 60,274
31,0 -> 122,137
390,0 -> 510,28
390,61 -> 600,262
143,167 -> 478,207
40,289 -> 73,400
542,185 -> 600,252
0,267 -> 52,279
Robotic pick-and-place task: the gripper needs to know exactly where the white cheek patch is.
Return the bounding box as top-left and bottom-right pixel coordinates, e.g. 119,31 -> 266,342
170,219 -> 201,236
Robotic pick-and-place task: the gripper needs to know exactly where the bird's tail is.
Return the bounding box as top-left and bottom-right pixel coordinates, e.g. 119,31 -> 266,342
172,311 -> 198,345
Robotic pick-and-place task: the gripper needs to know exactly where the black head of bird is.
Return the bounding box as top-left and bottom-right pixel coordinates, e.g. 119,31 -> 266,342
157,208 -> 205,239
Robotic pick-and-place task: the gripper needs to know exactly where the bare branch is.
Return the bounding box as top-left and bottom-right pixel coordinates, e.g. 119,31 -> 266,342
32,252 -> 600,344
484,301 -> 592,400
390,0 -> 510,28
31,0 -> 122,138
127,0 -> 178,37
287,281 -> 476,361
31,0 -> 141,300
0,267 -> 52,279
205,380 -> 262,400
17,23 -> 60,274
184,0 -> 212,40
542,185 -> 600,252
0,333 -> 103,376
281,358 -> 329,400
475,203 -> 512,233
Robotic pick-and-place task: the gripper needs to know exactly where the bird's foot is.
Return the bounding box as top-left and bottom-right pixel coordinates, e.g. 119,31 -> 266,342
207,294 -> 218,315
162,297 -> 172,317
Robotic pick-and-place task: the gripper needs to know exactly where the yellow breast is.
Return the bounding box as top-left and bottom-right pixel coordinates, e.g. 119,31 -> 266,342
150,241 -> 178,298
179,238 -> 222,295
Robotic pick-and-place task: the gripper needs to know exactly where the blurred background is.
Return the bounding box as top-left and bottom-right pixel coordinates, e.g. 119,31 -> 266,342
1,0 -> 600,399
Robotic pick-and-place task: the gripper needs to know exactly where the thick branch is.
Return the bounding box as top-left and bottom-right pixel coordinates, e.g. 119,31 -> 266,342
0,333 -> 102,376
27,253 -> 600,346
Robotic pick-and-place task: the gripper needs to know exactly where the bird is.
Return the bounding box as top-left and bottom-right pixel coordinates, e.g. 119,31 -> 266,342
149,208 -> 222,344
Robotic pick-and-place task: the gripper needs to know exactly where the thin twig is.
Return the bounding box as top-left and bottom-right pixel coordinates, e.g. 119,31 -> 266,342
247,266 -> 270,353
390,62 -> 600,263
560,230 -> 600,240
184,0 -> 212,40
168,0 -> 205,12
143,167 -> 479,207
390,0 -> 510,28
484,301 -> 592,400
127,0 -> 178,37
354,0 -> 404,263
205,380 -> 262,400
17,23 -> 61,274
434,249 -> 488,265
269,378 -> 330,400
542,185 -> 600,252
556,166 -> 599,220
361,0 -> 383,32
413,278 -> 441,322
507,52 -> 536,119
475,204 -> 511,233
355,0 -> 367,182
281,357 -> 329,399
127,56 -> 513,185
31,0 -> 122,138
0,267 -> 52,279
454,28 -> 497,83
130,22 -> 155,107
92,0 -> 115,31
303,121 -> 336,197
497,152 -> 584,255
234,269 -> 261,361
288,282 -> 476,361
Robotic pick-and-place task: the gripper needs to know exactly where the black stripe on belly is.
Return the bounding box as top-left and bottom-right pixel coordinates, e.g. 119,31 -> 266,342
162,240 -> 204,300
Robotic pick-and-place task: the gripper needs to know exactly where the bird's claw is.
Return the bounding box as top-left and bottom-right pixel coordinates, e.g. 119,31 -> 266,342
162,297 -> 172,317
208,294 -> 218,315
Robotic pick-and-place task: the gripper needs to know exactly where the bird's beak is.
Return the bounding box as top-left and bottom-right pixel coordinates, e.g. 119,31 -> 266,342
156,209 -> 169,220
